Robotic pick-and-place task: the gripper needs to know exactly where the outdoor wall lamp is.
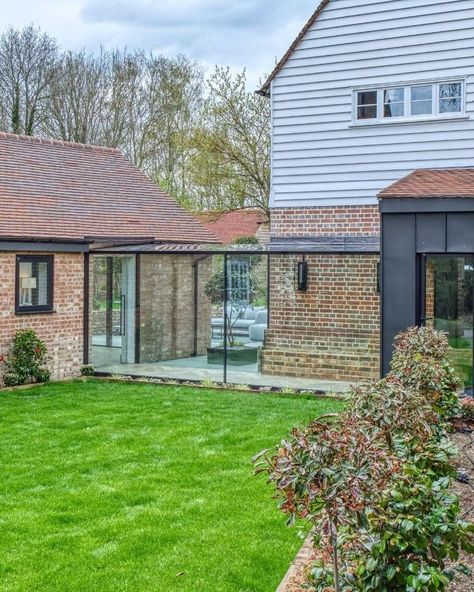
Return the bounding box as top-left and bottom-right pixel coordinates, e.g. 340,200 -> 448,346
297,258 -> 308,291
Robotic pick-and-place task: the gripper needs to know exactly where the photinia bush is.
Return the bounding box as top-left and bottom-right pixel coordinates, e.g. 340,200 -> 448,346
254,327 -> 473,592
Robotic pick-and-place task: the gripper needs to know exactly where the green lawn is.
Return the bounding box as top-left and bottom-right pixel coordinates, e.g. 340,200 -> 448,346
0,380 -> 343,592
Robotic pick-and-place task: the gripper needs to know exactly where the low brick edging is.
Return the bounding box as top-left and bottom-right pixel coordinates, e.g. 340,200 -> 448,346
276,534 -> 314,592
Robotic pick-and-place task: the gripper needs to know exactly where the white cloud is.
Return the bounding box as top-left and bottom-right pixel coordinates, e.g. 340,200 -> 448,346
0,0 -> 316,88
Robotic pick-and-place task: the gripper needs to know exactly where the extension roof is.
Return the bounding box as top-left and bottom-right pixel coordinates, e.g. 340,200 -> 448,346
259,0 -> 330,96
0,132 -> 218,244
378,169 -> 474,199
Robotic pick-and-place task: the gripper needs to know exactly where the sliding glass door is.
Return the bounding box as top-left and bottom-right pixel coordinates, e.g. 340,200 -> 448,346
424,255 -> 474,393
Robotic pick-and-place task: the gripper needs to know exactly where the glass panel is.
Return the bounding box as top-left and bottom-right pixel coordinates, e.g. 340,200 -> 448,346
439,82 -> 462,113
357,90 -> 377,105
357,91 -> 377,120
357,105 -> 377,120
411,85 -> 432,101
425,256 -> 473,392
226,254 -> 268,386
411,100 -> 432,115
411,85 -> 433,115
384,88 -> 404,118
91,256 -> 135,369
97,253 -> 225,384
18,260 -> 50,308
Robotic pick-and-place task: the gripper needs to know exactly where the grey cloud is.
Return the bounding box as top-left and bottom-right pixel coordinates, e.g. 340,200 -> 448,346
81,0 -> 303,33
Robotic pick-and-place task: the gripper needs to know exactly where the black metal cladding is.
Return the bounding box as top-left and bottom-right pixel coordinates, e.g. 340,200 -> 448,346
380,198 -> 474,376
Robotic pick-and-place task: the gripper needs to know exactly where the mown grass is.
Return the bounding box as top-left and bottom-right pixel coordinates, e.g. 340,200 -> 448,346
0,380 -> 343,592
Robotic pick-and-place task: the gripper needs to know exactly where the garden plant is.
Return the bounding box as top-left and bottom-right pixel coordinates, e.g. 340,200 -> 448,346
254,327 -> 474,591
0,328 -> 50,387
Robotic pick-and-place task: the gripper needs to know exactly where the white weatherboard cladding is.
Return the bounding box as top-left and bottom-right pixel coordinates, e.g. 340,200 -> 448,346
270,0 -> 474,208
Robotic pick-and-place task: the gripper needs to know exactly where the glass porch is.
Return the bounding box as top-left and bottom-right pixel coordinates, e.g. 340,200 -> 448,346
88,246 -> 362,393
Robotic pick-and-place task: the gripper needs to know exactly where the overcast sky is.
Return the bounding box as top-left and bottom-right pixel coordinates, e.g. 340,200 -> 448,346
0,0 -> 317,89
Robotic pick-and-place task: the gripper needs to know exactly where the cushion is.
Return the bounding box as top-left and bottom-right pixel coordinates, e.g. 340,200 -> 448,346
244,308 -> 257,320
255,310 -> 268,325
249,324 -> 266,342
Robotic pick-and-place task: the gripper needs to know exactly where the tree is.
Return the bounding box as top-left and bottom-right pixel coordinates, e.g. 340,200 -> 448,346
189,67 -> 271,215
45,48 -> 110,144
0,26 -> 59,135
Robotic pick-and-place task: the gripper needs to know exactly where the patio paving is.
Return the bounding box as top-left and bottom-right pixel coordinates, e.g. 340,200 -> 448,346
92,350 -> 351,393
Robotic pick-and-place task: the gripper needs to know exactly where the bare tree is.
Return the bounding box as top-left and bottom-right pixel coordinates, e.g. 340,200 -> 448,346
45,49 -> 112,144
0,26 -> 58,135
189,67 -> 271,215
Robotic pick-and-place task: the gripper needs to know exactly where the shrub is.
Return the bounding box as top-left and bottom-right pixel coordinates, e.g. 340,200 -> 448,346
80,364 -> 95,377
460,398 -> 474,421
255,327 -> 473,592
1,329 -> 50,387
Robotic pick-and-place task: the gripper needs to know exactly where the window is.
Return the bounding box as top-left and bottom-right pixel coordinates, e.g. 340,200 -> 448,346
354,80 -> 464,123
15,255 -> 54,314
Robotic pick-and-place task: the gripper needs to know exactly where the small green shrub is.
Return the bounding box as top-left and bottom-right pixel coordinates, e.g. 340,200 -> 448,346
1,329 -> 50,387
80,364 -> 95,377
3,372 -> 21,387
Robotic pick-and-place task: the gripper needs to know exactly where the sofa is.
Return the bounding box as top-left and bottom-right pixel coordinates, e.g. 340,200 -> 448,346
211,306 -> 267,341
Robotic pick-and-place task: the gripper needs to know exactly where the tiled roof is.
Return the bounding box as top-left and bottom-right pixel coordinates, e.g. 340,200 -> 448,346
0,132 -> 218,243
378,169 -> 474,199
198,209 -> 267,244
259,0 -> 330,96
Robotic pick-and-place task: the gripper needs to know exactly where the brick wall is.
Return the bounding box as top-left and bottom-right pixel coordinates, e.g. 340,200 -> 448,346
271,205 -> 380,237
0,252 -> 84,382
262,253 -> 380,381
139,254 -> 212,362
264,204 -> 381,382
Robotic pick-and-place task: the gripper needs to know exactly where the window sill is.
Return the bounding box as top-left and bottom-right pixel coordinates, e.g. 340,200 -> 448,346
349,114 -> 470,128
15,309 -> 56,316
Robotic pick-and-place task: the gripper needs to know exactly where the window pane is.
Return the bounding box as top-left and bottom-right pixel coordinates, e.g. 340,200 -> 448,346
384,88 -> 404,103
357,105 -> 377,120
439,83 -> 462,99
411,100 -> 432,115
384,102 -> 404,118
357,91 -> 377,106
18,259 -> 51,309
411,85 -> 432,101
439,97 -> 462,113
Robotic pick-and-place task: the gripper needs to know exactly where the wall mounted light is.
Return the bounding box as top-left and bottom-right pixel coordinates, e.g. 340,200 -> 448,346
297,259 -> 308,291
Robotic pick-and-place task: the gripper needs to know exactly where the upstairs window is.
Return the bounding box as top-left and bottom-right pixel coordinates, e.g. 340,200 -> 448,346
353,80 -> 465,124
15,255 -> 54,314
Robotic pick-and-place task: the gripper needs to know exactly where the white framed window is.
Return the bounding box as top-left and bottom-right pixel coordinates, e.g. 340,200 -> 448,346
352,79 -> 466,124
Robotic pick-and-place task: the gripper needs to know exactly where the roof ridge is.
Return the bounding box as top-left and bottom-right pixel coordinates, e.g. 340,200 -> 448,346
0,131 -> 122,153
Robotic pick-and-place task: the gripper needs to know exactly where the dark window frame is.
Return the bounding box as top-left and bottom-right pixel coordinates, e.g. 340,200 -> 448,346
15,255 -> 54,314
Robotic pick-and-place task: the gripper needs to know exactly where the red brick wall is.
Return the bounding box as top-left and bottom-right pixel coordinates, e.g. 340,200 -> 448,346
0,252 -> 84,382
271,205 -> 380,237
263,253 -> 380,381
264,205 -> 381,382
